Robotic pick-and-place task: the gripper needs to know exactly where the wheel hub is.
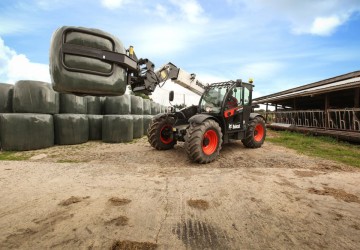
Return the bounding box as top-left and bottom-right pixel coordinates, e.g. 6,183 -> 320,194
203,137 -> 210,146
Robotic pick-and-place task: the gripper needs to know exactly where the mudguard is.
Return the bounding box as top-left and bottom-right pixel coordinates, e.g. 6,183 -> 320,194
250,113 -> 265,120
189,114 -> 219,124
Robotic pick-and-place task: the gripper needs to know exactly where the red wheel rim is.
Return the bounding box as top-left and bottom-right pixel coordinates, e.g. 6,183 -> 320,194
202,130 -> 218,155
160,125 -> 173,144
254,124 -> 264,142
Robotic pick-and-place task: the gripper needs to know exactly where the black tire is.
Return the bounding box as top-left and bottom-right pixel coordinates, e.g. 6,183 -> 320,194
184,119 -> 223,164
242,116 -> 266,148
148,116 -> 176,150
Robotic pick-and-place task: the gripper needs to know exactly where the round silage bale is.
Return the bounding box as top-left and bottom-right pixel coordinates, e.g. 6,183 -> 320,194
132,115 -> 144,139
12,81 -> 59,114
50,26 -> 127,96
102,115 -> 133,143
143,115 -> 153,136
59,93 -> 87,114
88,115 -> 103,140
86,96 -> 101,114
155,103 -> 161,114
54,114 -> 89,145
104,94 -> 131,114
0,83 -> 14,113
0,113 -> 54,151
130,95 -> 144,115
143,99 -> 151,115
150,101 -> 157,115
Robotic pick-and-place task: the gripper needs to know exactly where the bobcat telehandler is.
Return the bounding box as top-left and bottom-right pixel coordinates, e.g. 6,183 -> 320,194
50,26 -> 266,164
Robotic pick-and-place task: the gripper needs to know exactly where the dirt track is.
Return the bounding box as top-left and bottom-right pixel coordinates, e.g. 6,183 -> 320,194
1,134 -> 360,249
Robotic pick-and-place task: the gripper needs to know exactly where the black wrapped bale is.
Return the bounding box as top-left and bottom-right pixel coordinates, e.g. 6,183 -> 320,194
0,114 -> 54,151
60,93 -> 87,114
132,115 -> 144,139
143,115 -> 153,136
12,81 -> 59,114
86,96 -> 101,114
88,115 -> 103,140
150,101 -> 157,115
102,115 -> 133,143
130,95 -> 143,115
100,97 -> 106,114
54,114 -> 89,145
0,83 -> 14,113
161,105 -> 166,113
104,94 -> 130,114
157,103 -> 161,114
50,26 -> 128,96
143,99 -> 151,115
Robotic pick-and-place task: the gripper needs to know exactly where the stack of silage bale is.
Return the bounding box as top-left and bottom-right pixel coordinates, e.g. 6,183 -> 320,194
0,81 -> 57,151
54,94 -> 88,145
103,94 -> 133,143
0,79 -> 167,151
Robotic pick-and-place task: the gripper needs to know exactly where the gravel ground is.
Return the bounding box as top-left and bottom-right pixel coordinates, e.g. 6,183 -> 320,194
0,132 -> 359,249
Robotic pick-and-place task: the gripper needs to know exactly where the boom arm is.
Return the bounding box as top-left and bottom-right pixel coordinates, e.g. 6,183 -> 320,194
131,62 -> 206,96
60,40 -> 205,96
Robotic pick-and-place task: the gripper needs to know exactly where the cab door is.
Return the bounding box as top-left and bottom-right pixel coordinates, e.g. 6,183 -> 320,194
223,86 -> 244,131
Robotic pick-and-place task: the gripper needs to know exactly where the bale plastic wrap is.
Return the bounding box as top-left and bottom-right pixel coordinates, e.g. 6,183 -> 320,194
50,26 -> 127,96
54,114 -> 89,145
151,102 -> 161,114
60,93 -> 87,114
151,101 -> 157,115
0,83 -> 14,113
86,96 -> 101,114
130,95 -> 143,115
143,99 -> 151,115
104,94 -> 130,114
161,105 -> 167,113
102,115 -> 133,143
12,81 -> 59,114
143,115 -> 153,136
0,114 -> 54,151
132,115 -> 144,139
88,115 -> 103,140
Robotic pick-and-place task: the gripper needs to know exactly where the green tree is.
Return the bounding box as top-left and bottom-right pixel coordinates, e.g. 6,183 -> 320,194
128,86 -> 152,100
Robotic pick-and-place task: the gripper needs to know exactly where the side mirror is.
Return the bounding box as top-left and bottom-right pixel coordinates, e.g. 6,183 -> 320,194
169,91 -> 174,102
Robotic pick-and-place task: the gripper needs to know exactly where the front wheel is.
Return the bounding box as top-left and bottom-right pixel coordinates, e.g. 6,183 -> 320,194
148,116 -> 176,150
242,116 -> 266,148
184,119 -> 223,164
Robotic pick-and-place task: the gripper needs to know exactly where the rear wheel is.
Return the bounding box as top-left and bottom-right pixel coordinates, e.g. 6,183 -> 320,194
148,116 -> 176,150
242,116 -> 266,148
184,119 -> 223,164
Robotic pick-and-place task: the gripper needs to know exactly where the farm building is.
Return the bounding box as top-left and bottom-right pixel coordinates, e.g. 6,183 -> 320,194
253,71 -> 360,142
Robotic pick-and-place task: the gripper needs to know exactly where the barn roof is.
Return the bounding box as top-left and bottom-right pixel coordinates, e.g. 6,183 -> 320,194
253,70 -> 360,104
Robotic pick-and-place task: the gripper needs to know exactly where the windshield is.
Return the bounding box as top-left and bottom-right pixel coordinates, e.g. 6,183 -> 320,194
199,87 -> 228,113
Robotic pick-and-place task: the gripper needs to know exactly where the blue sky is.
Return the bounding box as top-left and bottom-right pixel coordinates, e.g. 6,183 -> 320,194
1,0 -> 360,105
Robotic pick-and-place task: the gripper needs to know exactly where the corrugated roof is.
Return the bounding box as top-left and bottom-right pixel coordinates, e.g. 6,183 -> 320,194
253,70 -> 360,104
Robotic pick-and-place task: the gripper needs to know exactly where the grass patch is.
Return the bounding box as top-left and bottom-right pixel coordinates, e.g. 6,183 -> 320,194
0,151 -> 31,161
267,130 -> 360,168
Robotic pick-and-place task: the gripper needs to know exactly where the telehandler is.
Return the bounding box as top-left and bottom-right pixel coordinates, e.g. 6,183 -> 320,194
50,26 -> 266,163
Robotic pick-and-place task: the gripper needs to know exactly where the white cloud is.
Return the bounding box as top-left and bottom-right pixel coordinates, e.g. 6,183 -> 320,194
0,37 -> 50,84
228,0 -> 360,36
170,0 -> 208,24
309,16 -> 342,36
101,0 -> 129,9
